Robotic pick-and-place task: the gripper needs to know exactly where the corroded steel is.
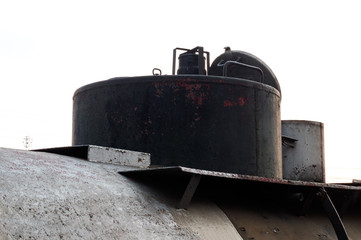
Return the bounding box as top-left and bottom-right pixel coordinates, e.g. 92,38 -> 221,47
119,166 -> 361,191
209,48 -> 281,94
72,75 -> 282,178
282,120 -> 325,182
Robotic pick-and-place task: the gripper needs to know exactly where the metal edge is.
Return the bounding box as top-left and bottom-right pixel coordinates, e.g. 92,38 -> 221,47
119,166 -> 361,191
73,75 -> 281,99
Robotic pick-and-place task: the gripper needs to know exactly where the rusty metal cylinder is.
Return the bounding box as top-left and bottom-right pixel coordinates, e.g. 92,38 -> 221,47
72,75 -> 282,178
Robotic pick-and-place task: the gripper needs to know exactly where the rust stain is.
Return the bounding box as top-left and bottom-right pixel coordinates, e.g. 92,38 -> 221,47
141,117 -> 153,135
153,79 -> 210,106
153,82 -> 164,97
224,97 -> 248,107
175,81 -> 210,106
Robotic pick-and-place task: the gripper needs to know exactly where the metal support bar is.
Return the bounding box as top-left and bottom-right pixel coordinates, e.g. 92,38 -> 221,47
217,60 -> 264,83
172,47 -> 210,75
317,187 -> 349,240
197,47 -> 205,75
177,174 -> 202,209
281,135 -> 298,148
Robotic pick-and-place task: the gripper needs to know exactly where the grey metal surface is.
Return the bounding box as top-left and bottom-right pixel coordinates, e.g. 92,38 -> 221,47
282,120 -> 325,182
0,148 -> 198,239
1,147 -> 245,240
35,145 -> 151,168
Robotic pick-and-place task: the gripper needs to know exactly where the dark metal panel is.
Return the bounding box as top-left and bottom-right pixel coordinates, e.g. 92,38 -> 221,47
73,75 -> 281,177
255,85 -> 282,178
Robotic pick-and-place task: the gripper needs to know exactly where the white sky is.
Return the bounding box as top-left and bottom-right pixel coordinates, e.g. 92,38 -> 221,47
1,0 -> 360,181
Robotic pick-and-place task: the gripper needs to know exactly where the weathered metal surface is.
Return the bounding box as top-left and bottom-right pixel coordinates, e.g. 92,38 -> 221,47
122,167 -> 361,239
208,48 -> 281,94
0,147 -> 200,239
177,174 -> 202,209
172,47 -> 210,75
72,75 -> 282,178
35,145 -> 151,168
2,147 -> 361,239
282,120 -> 325,182
219,200 -> 344,240
1,147 -> 247,240
169,200 -> 243,240
120,165 -> 361,239
119,166 -> 361,191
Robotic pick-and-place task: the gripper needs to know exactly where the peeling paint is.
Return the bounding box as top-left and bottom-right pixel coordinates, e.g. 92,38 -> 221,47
223,97 -> 248,107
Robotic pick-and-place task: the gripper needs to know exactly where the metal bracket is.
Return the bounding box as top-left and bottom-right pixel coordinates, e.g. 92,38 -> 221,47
217,60 -> 264,83
177,174 -> 202,209
281,135 -> 298,148
172,47 -> 210,75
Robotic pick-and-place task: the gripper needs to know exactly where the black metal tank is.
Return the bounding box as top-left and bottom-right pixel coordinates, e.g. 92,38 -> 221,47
72,47 -> 282,178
